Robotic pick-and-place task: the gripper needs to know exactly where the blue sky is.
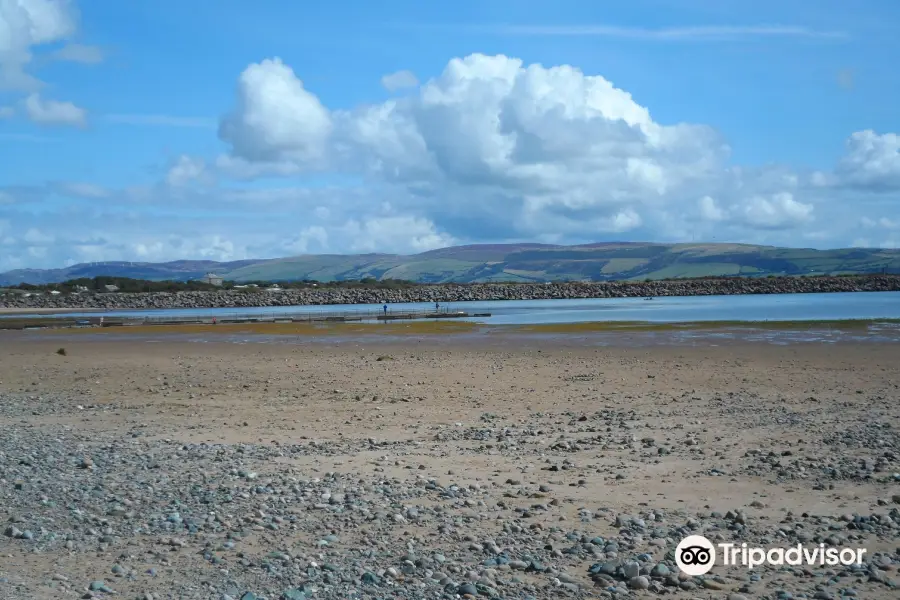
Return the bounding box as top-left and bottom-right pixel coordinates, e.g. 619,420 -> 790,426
1,0 -> 899,270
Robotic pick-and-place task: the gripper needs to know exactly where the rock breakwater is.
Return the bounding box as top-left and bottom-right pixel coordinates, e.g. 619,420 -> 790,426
3,275 -> 900,311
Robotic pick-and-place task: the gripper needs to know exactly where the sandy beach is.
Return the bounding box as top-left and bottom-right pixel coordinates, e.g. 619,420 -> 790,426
0,332 -> 898,599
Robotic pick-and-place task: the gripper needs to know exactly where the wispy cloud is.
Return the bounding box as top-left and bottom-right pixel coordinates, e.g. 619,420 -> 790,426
103,114 -> 217,128
51,43 -> 104,64
0,133 -> 53,143
454,24 -> 848,41
55,182 -> 110,199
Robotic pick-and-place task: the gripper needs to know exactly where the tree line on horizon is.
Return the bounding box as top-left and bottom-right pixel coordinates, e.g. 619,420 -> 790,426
1,276 -> 422,293
1,272 -> 896,295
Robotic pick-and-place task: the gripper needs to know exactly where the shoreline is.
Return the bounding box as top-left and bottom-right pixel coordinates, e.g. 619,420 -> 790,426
2,274 -> 899,312
6,317 -> 899,337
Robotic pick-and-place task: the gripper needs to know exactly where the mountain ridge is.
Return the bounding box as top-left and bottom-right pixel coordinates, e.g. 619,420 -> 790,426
2,242 -> 899,286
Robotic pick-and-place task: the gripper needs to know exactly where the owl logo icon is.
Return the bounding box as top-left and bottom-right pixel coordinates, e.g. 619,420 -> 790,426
676,535 -> 716,576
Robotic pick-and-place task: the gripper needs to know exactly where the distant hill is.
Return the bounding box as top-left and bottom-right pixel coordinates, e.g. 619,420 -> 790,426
0,259 -> 263,287
2,243 -> 900,286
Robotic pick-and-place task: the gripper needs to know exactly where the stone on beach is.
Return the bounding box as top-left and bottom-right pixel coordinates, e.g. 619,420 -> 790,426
0,333 -> 898,599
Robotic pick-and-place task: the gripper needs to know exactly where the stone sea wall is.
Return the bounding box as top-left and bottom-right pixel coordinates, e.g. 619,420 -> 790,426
3,275 -> 900,311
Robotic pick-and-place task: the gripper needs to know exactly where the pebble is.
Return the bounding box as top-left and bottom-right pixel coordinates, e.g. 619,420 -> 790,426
628,575 -> 650,590
0,354 -> 896,600
622,561 -> 640,579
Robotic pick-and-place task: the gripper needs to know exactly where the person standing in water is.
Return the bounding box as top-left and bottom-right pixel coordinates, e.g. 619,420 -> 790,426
383,304 -> 388,315
435,301 -> 440,312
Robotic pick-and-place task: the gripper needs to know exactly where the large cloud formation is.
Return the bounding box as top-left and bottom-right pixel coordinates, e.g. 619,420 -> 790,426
211,53 -> 859,247
2,48 -> 900,270
220,55 -> 726,198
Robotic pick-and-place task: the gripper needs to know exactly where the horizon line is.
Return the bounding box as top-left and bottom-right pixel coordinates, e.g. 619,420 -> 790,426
3,240 -> 899,275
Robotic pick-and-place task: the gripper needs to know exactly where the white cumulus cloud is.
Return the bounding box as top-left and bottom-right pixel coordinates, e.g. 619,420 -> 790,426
698,196 -> 726,222
216,53 -> 736,244
861,216 -> 900,230
283,226 -> 329,254
0,0 -> 79,89
381,69 -> 419,91
166,155 -> 209,187
835,130 -> 900,191
336,216 -> 457,253
23,227 -> 54,244
218,58 -> 332,166
736,192 -> 813,230
23,92 -> 86,126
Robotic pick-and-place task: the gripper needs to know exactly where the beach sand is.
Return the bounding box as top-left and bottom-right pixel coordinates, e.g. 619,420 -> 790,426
1,333 -> 898,598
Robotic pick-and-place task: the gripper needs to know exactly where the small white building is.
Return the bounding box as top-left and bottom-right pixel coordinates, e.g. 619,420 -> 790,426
196,272 -> 223,286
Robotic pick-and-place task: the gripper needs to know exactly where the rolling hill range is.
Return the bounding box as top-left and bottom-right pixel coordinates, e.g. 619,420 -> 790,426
2,243 -> 900,286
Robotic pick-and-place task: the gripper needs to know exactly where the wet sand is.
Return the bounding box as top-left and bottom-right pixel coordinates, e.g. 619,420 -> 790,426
5,318 -> 900,349
4,334 -> 899,442
1,333 -> 898,598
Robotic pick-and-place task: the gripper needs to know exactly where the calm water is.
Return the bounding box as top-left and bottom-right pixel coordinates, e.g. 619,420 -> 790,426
8,291 -> 900,325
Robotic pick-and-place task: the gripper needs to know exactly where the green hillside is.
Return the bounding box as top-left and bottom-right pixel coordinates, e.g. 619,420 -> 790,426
219,243 -> 900,283
2,243 -> 900,285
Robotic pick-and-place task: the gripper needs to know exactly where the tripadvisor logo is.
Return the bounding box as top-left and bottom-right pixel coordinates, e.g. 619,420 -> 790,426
675,535 -> 866,575
676,535 -> 716,575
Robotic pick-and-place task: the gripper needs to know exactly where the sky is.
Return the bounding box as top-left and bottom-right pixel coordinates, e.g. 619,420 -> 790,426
1,0 -> 899,271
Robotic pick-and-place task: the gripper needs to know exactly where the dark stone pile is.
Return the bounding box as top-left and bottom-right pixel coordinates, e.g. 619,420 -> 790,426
3,275 -> 900,311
